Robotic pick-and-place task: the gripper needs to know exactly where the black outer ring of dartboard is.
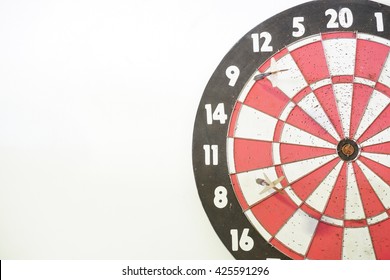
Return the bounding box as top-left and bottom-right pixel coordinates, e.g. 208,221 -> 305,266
192,0 -> 390,260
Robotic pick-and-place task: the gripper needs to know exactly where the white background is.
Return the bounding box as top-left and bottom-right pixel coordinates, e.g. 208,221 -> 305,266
1,0 -> 389,260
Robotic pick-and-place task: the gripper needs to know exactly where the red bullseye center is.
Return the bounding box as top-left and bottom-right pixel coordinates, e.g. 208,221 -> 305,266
342,144 -> 354,156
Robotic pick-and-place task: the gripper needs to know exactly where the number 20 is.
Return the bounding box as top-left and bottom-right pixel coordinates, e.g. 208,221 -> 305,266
325,8 -> 353,28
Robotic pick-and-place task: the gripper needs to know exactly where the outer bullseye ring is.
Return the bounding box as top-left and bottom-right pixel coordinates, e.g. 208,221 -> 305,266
337,138 -> 360,161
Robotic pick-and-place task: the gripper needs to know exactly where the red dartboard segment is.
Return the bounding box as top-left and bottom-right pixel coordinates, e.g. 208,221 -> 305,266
312,85 -> 345,140
369,218 -> 390,259
331,75 -> 354,84
227,102 -> 242,138
376,82 -> 390,98
284,105 -> 338,145
356,158 -> 390,218
281,154 -> 338,186
290,40 -> 330,84
269,238 -> 305,260
243,79 -> 290,119
344,219 -> 368,228
306,222 -> 343,260
353,162 -> 387,218
258,48 -> 289,73
249,193 -> 298,236
362,142 -> 390,154
274,165 -> 287,186
230,174 -> 249,211
317,162 -> 347,221
272,120 -> 285,142
321,31 -> 356,40
358,156 -> 390,186
355,39 -> 390,81
233,139 -> 273,173
300,203 -> 322,220
279,143 -> 335,164
291,86 -> 312,104
288,157 -> 340,202
356,105 -> 390,144
354,91 -> 390,141
349,84 -> 375,140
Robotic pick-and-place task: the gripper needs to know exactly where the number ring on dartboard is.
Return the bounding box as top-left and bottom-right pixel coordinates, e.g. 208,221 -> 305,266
193,0 -> 390,260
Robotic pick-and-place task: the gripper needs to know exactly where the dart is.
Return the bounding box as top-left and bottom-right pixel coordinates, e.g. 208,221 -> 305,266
254,68 -> 290,81
258,174 -> 285,194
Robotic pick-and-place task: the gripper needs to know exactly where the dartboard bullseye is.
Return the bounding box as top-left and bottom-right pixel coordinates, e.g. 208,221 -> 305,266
337,138 -> 360,161
193,0 -> 390,259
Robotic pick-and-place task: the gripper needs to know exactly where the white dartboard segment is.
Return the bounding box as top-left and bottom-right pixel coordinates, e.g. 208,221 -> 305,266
333,83 -> 354,138
235,167 -> 279,207
344,163 -> 366,220
353,90 -> 390,140
266,53 -> 308,98
275,208 -> 319,256
342,227 -> 376,260
356,160 -> 390,210
280,123 -> 336,149
305,160 -> 344,213
361,126 -> 390,147
298,92 -> 340,140
361,152 -> 390,168
378,51 -> 390,87
323,38 -> 357,76
233,104 -> 278,141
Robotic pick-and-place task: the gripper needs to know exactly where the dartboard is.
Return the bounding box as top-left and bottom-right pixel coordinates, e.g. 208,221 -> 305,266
192,0 -> 390,260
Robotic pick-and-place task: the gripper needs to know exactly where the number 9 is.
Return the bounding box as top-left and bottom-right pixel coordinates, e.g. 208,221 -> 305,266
226,65 -> 240,87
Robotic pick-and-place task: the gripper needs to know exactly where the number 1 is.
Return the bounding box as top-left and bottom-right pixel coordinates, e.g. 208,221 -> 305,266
375,12 -> 384,32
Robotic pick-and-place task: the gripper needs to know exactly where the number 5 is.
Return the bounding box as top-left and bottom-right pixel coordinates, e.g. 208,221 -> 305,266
292,17 -> 305,37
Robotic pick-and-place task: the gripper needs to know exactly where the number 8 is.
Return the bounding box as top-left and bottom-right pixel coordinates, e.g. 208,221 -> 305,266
214,186 -> 228,208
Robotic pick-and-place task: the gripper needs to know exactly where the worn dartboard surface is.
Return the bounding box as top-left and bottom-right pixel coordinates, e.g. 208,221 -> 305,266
192,0 -> 390,259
